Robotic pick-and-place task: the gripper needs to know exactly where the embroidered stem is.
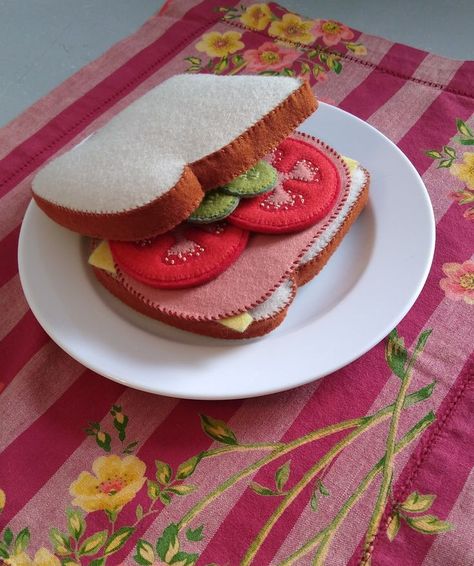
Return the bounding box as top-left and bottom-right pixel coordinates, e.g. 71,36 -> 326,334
309,411 -> 434,566
241,414 -> 387,565
361,333 -> 431,564
229,60 -> 248,75
176,382 -> 434,534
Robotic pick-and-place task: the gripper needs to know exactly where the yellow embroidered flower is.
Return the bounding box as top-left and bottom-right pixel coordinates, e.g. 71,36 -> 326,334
196,31 -> 244,58
4,548 -> 61,566
0,488 -> 5,511
269,13 -> 315,45
69,454 -> 146,512
240,3 -> 272,31
451,152 -> 474,189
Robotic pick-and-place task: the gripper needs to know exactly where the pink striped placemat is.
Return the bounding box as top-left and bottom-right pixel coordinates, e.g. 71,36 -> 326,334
0,2 -> 473,565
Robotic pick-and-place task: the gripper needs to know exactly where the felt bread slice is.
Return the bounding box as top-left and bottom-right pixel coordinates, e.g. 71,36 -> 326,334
32,74 -> 317,241
89,134 -> 369,338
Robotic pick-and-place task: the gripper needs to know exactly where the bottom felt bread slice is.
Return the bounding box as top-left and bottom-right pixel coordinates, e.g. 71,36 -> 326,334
93,268 -> 296,339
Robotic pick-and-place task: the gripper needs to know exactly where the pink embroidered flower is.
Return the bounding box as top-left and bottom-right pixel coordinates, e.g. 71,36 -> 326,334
439,260 -> 474,304
464,207 -> 474,220
312,19 -> 354,46
243,41 -> 300,72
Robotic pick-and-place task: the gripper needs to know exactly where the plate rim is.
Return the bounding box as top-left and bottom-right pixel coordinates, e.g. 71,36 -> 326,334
18,103 -> 435,400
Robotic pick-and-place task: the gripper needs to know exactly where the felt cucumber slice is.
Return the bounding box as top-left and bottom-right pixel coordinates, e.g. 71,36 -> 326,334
221,161 -> 277,197
188,189 -> 240,223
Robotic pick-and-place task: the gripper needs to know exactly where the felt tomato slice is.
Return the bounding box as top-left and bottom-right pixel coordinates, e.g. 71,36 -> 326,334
228,137 -> 341,234
109,223 -> 249,289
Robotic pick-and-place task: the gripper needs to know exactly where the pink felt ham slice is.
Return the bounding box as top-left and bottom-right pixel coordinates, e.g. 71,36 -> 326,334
228,137 -> 340,233
109,223 -> 249,289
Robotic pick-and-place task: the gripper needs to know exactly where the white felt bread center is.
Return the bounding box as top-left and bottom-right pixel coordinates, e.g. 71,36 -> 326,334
32,75 -> 316,241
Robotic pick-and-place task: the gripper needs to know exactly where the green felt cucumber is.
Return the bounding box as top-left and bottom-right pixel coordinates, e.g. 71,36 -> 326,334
221,160 -> 277,198
188,189 -> 240,223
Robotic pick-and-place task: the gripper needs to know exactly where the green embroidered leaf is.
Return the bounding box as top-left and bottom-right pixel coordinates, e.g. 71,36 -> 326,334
136,504 -> 144,521
386,512 -> 401,542
185,56 -> 201,66
275,460 -> 291,492
318,52 -> 328,63
103,527 -> 135,555
105,508 -> 118,523
169,550 -> 199,565
134,539 -> 155,565
168,484 -> 196,495
200,414 -> 238,445
385,328 -> 408,378
405,514 -> 452,534
123,440 -> 139,454
147,480 -> 160,501
312,64 -> 324,80
89,559 -> 105,566
443,146 -> 457,159
214,56 -> 229,74
156,524 -> 180,562
413,329 -> 432,357
404,382 -> 436,408
186,525 -> 204,542
437,158 -> 453,168
250,482 -> 279,496
317,479 -> 330,497
14,528 -> 30,554
329,58 -> 342,74
176,453 -> 204,480
425,150 -> 443,159
282,68 -> 295,76
232,54 -> 244,66
308,49 -> 319,59
61,559 -> 80,566
3,528 -> 13,547
66,507 -> 85,541
95,430 -> 112,452
259,70 -> 280,76
458,138 -> 474,145
300,62 -> 311,75
310,489 -> 319,512
456,118 -> 473,137
401,491 -> 436,513
49,528 -> 71,555
160,491 -> 172,506
0,545 -> 9,560
79,530 -> 108,556
155,460 -> 172,485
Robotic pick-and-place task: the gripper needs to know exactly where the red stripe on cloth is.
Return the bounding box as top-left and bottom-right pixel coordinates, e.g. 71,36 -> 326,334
0,310 -> 49,390
0,370 -> 125,526
338,43 -> 427,120
349,354 -> 474,565
0,226 -> 20,288
109,398 -> 242,564
444,60 -> 474,97
397,62 -> 474,177
0,0 -> 224,200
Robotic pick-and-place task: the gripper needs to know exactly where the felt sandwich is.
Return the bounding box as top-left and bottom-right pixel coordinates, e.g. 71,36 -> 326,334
31,74 -> 369,339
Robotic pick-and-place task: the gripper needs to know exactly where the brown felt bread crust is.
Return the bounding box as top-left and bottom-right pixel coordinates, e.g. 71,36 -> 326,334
94,266 -> 294,339
295,173 -> 370,287
34,81 -> 317,241
33,167 -> 204,241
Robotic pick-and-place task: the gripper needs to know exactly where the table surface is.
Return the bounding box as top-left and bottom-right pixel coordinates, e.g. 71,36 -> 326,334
0,0 -> 473,128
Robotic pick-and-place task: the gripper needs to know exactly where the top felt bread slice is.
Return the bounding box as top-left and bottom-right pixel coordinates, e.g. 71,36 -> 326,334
32,74 -> 317,241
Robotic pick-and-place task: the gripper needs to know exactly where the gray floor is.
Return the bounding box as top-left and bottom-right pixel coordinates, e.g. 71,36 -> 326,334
0,0 -> 473,127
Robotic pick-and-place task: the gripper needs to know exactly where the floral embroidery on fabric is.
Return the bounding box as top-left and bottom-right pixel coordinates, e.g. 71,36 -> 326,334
426,118 -> 474,220
0,329 -> 453,565
440,261 -> 474,304
184,4 -> 367,84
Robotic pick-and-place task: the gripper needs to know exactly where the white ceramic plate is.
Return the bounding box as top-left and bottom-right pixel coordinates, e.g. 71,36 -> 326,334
18,103 -> 435,400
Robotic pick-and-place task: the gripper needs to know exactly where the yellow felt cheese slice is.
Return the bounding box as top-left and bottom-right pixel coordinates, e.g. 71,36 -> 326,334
88,241 -> 116,274
342,156 -> 359,172
218,312 -> 254,333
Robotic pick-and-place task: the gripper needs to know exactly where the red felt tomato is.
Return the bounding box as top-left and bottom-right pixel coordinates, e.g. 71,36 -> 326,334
228,136 -> 341,234
109,223 -> 249,289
